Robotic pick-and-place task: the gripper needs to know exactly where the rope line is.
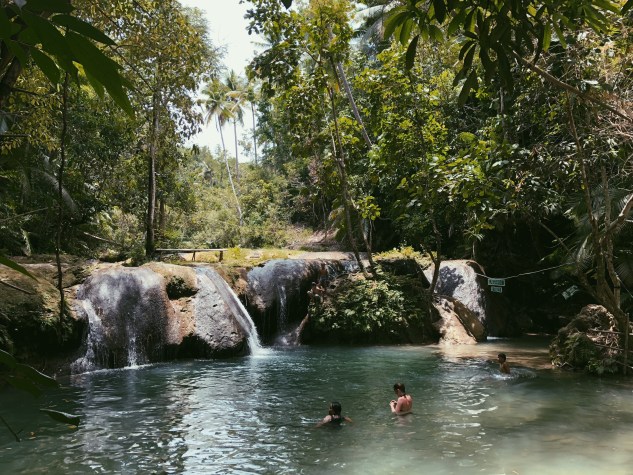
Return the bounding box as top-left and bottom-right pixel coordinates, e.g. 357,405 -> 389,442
473,263 -> 569,281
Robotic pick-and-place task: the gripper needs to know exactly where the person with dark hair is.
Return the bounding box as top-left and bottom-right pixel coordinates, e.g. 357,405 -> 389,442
318,262 -> 329,287
390,382 -> 413,415
498,353 -> 511,374
308,281 -> 325,304
316,401 -> 352,427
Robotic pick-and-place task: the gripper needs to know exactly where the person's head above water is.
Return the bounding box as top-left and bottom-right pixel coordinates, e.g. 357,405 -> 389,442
393,382 -> 406,395
498,353 -> 507,362
329,401 -> 342,415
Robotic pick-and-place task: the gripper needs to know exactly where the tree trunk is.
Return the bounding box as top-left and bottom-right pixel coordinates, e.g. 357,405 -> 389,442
55,73 -> 69,331
145,88 -> 160,257
158,198 -> 166,241
251,102 -> 258,166
326,86 -> 369,277
327,28 -> 372,148
219,117 -> 243,226
233,119 -> 240,182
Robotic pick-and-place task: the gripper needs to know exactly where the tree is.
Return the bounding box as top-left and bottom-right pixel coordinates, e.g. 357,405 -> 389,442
224,70 -> 247,183
202,78 -> 244,226
77,0 -> 216,256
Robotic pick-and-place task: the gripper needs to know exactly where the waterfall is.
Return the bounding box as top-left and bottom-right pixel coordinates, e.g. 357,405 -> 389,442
196,268 -> 264,355
274,284 -> 290,345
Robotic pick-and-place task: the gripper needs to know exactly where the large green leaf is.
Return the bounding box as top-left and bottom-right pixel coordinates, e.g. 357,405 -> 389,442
51,14 -> 115,45
30,48 -> 60,83
15,363 -> 60,389
5,375 -> 42,397
40,409 -> 81,426
405,34 -> 419,70
65,31 -> 134,117
0,254 -> 35,279
0,349 -> 17,370
23,0 -> 74,14
458,70 -> 478,105
20,10 -> 68,57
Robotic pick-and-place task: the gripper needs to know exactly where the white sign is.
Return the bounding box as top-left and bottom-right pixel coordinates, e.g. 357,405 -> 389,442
562,285 -> 579,300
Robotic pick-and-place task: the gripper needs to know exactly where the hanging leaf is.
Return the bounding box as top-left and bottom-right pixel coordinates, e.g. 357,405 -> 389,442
51,14 -> 115,45
23,0 -> 74,14
65,31 -> 134,117
458,70 -> 478,105
405,34 -> 419,70
0,253 -> 35,279
40,409 -> 81,426
432,0 -> 446,23
30,48 -> 60,83
4,39 -> 29,68
5,375 -> 42,397
383,8 -> 411,41
20,10 -> 68,57
83,68 -> 105,98
0,349 -> 17,370
15,363 -> 60,388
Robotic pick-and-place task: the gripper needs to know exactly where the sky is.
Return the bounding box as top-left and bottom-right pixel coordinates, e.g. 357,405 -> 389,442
178,0 -> 260,157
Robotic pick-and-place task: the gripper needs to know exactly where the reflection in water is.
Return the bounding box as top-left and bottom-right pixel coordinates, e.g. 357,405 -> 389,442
2,338 -> 633,474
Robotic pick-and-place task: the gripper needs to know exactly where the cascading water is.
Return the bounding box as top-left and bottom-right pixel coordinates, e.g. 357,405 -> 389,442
196,267 -> 265,355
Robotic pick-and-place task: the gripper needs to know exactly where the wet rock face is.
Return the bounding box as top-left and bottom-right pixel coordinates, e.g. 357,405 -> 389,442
245,259 -> 346,344
74,267 -> 177,369
72,264 -> 247,372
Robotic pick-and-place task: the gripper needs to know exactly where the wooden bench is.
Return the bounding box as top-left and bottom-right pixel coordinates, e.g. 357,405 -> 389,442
156,248 -> 227,262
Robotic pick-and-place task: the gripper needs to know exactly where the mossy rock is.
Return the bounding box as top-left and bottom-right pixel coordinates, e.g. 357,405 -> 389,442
143,262 -> 198,299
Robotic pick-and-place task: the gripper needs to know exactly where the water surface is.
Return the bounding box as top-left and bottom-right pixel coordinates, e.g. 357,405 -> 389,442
2,337 -> 633,474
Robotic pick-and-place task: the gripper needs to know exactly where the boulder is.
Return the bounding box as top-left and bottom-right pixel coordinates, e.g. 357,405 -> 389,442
71,264 -> 248,372
432,296 -> 487,345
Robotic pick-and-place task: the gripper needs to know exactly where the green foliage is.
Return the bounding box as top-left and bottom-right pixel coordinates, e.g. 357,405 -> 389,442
0,0 -> 133,114
310,272 -> 431,343
382,0 -> 624,99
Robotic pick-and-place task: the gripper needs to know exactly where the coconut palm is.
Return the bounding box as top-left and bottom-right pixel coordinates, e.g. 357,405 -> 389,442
223,70 -> 247,182
201,78 -> 243,225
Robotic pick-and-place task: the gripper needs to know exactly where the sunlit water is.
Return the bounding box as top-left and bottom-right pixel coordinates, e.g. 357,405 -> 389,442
2,337 -> 633,474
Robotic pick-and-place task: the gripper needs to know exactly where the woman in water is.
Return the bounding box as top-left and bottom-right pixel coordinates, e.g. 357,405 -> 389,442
316,401 -> 352,427
390,382 -> 413,415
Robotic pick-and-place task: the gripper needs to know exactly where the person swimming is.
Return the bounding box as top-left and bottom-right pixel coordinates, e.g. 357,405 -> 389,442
316,401 -> 353,427
390,382 -> 413,415
498,353 -> 511,374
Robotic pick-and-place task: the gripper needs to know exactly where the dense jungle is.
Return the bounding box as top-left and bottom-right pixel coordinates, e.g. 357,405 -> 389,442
1,0 -> 633,471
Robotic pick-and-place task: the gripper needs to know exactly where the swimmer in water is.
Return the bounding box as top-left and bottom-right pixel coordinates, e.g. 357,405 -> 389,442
498,353 -> 511,374
389,382 -> 412,415
316,401 -> 352,427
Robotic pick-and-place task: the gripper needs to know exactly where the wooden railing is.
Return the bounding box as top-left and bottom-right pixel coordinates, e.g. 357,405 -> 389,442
155,248 -> 227,262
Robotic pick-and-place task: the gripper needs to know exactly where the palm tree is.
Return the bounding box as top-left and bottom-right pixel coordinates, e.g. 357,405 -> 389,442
245,82 -> 260,166
223,70 -> 247,182
202,79 -> 243,225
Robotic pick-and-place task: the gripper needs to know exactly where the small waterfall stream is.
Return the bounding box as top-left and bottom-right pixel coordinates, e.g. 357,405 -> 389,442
196,267 -> 264,355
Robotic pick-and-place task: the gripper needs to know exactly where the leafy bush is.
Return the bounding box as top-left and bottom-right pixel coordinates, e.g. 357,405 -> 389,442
307,272 -> 434,344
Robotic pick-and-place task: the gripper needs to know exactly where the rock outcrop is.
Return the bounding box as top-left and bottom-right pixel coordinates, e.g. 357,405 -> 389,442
245,259 -> 348,344
432,296 -> 487,345
549,304 -> 623,374
71,264 -> 248,372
